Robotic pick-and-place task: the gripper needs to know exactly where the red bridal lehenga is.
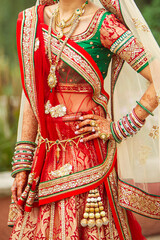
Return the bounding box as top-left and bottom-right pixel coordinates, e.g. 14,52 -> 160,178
8,1 -> 160,240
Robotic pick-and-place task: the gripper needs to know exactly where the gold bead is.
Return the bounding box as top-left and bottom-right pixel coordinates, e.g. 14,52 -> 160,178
83,212 -> 89,218
96,219 -> 103,228
89,208 -> 94,213
95,193 -> 99,197
89,213 -> 95,219
94,203 -> 98,208
85,208 -> 90,213
81,218 -> 88,227
90,203 -> 95,207
57,31 -> 63,39
95,208 -> 100,213
95,213 -> 101,219
88,194 -> 92,198
102,217 -> 109,225
100,211 -> 106,217
99,206 -> 104,211
88,219 -> 96,228
98,201 -> 103,206
86,203 -> 90,207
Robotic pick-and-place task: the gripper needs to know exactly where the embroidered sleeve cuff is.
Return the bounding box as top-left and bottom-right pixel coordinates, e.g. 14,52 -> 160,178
110,30 -> 152,72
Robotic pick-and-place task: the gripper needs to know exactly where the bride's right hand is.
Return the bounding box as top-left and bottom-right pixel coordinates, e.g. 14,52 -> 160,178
11,171 -> 29,205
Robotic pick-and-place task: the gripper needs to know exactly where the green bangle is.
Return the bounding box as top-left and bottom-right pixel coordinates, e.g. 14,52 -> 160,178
15,141 -> 37,147
11,168 -> 31,178
136,101 -> 154,116
110,122 -> 122,143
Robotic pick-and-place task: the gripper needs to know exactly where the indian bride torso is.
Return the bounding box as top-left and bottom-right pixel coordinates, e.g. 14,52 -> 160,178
36,4 -> 112,184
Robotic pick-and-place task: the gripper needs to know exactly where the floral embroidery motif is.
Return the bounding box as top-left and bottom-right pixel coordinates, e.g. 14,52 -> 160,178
49,163 -> 72,178
34,37 -> 40,51
138,145 -> 152,165
132,18 -> 149,32
149,125 -> 159,139
100,14 -> 127,49
45,100 -> 67,118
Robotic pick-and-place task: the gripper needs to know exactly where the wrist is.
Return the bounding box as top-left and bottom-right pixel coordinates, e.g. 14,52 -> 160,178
11,142 -> 36,178
110,109 -> 145,143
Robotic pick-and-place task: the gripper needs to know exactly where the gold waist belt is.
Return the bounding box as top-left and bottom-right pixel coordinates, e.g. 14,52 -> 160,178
37,131 -> 88,161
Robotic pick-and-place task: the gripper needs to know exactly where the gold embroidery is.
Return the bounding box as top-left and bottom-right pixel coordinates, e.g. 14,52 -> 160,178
149,125 -> 159,139
132,18 -> 149,32
138,145 -> 152,165
109,170 -> 132,239
119,180 -> 160,219
22,8 -> 39,120
38,140 -> 116,200
42,29 -> 109,112
45,100 -> 67,118
34,37 -> 40,51
49,163 -> 72,178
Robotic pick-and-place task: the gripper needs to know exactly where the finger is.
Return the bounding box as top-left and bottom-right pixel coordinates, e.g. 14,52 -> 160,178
79,114 -> 100,121
76,119 -> 92,129
80,132 -> 99,142
17,184 -> 24,199
75,126 -> 97,135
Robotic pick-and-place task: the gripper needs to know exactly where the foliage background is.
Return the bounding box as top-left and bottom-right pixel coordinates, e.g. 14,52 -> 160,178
0,0 -> 159,171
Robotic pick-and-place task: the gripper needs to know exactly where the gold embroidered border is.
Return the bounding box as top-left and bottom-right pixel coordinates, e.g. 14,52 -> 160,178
108,171 -> 132,239
118,179 -> 160,219
22,8 -> 39,120
71,9 -> 106,42
100,0 -> 124,23
38,140 -> 116,199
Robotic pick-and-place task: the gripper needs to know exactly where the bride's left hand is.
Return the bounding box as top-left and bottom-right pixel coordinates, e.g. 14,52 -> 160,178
75,114 -> 114,142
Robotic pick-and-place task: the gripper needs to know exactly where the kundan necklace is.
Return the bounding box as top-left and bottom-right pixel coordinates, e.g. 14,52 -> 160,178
47,1 -> 88,92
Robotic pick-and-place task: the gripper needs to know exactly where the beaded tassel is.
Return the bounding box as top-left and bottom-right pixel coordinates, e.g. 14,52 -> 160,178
81,188 -> 108,228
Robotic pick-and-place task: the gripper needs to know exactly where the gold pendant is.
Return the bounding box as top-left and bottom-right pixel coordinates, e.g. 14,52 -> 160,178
57,31 -> 63,39
47,65 -> 57,89
59,20 -> 65,28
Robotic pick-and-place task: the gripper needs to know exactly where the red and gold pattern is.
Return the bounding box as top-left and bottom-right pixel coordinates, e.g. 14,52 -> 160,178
10,183 -> 128,240
10,3 -> 154,240
118,179 -> 160,219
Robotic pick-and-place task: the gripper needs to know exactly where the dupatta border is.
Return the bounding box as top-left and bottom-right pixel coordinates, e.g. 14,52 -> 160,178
118,178 -> 160,219
38,140 -> 116,204
20,7 -> 39,121
104,171 -> 132,240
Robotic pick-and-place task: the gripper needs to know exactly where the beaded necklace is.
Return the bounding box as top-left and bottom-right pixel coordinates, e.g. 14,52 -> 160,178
47,1 -> 88,92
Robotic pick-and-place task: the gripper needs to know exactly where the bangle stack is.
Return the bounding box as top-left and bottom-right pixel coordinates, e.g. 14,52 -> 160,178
110,109 -> 145,143
11,141 -> 37,178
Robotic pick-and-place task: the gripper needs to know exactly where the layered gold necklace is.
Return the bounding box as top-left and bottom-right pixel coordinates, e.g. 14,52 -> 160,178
47,1 -> 88,92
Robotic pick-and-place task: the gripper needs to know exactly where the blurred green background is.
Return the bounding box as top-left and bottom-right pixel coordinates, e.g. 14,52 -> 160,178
0,0 -> 159,171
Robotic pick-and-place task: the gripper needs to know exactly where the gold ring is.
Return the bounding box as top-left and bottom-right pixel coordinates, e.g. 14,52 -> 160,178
99,133 -> 110,141
90,120 -> 96,127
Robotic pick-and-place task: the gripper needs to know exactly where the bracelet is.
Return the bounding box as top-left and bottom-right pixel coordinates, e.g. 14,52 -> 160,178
110,122 -> 122,143
16,141 -> 37,147
136,101 -> 154,116
110,109 -> 145,143
11,143 -> 36,178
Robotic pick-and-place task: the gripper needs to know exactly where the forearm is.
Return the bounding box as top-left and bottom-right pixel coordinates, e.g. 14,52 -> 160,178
135,82 -> 158,121
11,98 -> 38,177
21,98 -> 38,142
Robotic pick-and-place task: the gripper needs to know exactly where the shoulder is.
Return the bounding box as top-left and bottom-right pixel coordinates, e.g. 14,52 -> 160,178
100,13 -> 128,49
43,4 -> 58,25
